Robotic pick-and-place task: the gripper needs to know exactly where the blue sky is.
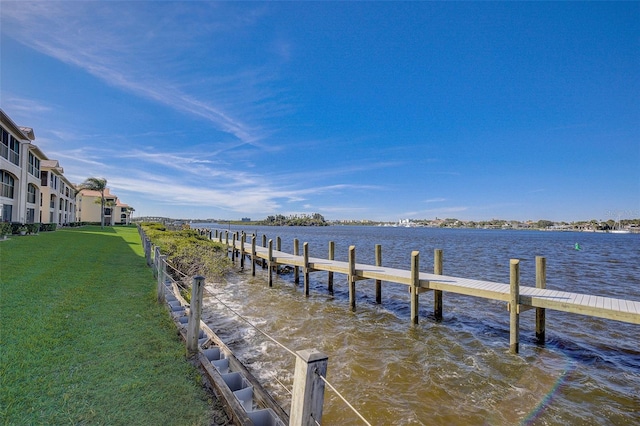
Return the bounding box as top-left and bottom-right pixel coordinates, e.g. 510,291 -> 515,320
1,2 -> 638,222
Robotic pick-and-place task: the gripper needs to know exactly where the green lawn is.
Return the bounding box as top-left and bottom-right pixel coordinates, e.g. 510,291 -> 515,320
0,226 -> 217,425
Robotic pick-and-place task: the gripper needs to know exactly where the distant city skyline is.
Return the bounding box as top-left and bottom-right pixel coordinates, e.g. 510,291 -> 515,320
1,2 -> 638,222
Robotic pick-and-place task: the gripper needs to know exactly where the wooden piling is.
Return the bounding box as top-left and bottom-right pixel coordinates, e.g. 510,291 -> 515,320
303,243 -> 310,296
348,246 -> 356,311
240,232 -> 245,270
186,276 -> 205,354
276,236 -> 281,275
509,259 -> 520,354
261,235 -> 267,268
536,256 -> 546,343
231,233 -> 237,264
375,244 -> 382,304
328,241 -> 335,293
410,251 -> 420,325
434,249 -> 443,320
294,239 -> 300,284
251,235 -> 257,277
289,349 -> 329,426
268,239 -> 274,287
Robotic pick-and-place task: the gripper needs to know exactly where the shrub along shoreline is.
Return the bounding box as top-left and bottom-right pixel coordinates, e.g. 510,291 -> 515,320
0,226 -> 228,425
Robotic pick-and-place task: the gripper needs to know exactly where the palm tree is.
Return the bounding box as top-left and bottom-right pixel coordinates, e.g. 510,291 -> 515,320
76,177 -> 108,228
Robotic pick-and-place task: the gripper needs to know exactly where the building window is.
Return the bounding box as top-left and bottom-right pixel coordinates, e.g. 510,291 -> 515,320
27,184 -> 37,204
1,204 -> 12,222
1,170 -> 15,199
28,152 -> 40,178
40,170 -> 48,186
50,194 -> 55,209
8,135 -> 20,166
0,128 -> 8,159
26,208 -> 35,223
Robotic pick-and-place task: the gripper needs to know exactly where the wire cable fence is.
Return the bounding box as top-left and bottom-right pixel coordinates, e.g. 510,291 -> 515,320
154,250 -> 372,426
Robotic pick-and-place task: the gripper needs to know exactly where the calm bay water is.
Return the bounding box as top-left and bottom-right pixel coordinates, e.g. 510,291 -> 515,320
195,225 -> 640,425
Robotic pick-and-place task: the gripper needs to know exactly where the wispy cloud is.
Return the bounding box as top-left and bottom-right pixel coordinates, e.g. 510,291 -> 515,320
1,2 -> 282,146
1,95 -> 52,114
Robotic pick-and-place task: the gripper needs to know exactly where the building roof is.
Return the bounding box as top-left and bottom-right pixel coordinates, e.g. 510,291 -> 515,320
19,127 -> 35,140
78,187 -> 116,198
41,159 -> 63,173
0,108 -> 34,141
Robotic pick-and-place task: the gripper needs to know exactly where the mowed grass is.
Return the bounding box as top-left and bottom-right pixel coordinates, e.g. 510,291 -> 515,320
0,226 -> 215,425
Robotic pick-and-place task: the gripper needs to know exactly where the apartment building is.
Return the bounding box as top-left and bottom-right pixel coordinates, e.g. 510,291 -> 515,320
0,109 -> 62,224
2,108 -> 133,227
76,187 -> 133,225
40,160 -> 76,225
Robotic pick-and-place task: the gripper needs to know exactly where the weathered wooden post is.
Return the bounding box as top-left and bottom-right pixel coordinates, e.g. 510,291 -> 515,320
410,251 -> 420,325
145,237 -> 152,266
262,235 -> 267,269
509,259 -> 520,354
156,254 -> 167,303
328,241 -> 335,293
289,349 -> 329,426
153,246 -> 160,278
268,239 -> 274,287
234,232 -> 240,259
375,244 -> 382,304
240,232 -> 245,270
294,239 -> 300,284
251,235 -> 257,276
231,233 -> 237,264
434,249 -> 443,320
303,243 -> 310,296
276,236 -> 281,275
225,231 -> 229,258
536,256 -> 546,343
348,246 -> 356,311
186,276 -> 205,355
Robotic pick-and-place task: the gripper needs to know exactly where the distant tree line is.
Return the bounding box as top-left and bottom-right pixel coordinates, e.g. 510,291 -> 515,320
259,213 -> 328,226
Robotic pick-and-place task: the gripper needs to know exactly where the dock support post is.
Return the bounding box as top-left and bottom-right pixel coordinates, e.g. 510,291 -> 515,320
268,239 -> 273,287
231,233 -> 237,264
348,246 -> 356,311
509,259 -> 520,354
276,236 -> 281,275
294,239 -> 300,284
262,235 -> 267,269
303,243 -> 310,296
225,231 -> 229,258
434,249 -> 443,320
536,256 -> 546,343
186,276 -> 205,355
375,244 -> 382,304
156,254 -> 167,303
251,235 -> 256,277
328,241 -> 335,293
240,232 -> 245,270
289,349 -> 328,426
410,251 -> 420,325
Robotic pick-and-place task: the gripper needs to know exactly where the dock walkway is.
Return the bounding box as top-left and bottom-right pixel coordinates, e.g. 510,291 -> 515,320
208,229 -> 639,354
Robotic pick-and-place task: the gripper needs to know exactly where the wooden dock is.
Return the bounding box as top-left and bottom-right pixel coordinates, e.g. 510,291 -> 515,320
206,229 -> 639,354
